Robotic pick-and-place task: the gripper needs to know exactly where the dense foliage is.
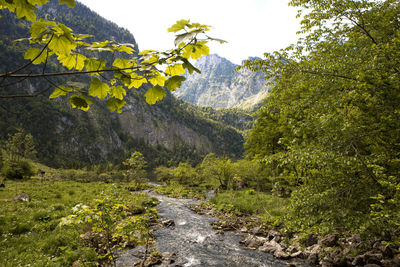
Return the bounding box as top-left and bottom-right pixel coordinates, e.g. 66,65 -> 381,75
243,0 -> 400,241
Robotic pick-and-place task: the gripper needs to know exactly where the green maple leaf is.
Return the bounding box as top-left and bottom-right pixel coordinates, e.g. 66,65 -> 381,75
59,0 -> 75,8
15,0 -> 36,21
49,86 -> 74,99
144,86 -> 166,104
48,35 -> 76,55
148,75 -> 166,86
57,53 -> 86,70
110,86 -> 126,100
165,76 -> 186,91
69,95 -> 93,111
128,74 -> 147,89
106,98 -> 126,113
165,64 -> 185,76
89,77 -> 110,99
168,19 -> 190,33
84,58 -> 106,75
24,48 -> 47,65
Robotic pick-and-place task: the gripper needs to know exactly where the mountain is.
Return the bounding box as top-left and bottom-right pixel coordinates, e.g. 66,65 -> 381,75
0,1 -> 244,168
173,54 -> 271,110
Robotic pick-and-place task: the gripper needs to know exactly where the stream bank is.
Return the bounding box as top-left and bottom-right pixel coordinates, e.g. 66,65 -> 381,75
117,192 -> 309,266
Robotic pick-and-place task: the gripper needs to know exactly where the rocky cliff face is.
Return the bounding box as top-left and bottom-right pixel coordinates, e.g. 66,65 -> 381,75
174,54 -> 270,110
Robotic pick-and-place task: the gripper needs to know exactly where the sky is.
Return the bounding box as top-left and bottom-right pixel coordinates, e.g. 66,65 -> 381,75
78,0 -> 301,65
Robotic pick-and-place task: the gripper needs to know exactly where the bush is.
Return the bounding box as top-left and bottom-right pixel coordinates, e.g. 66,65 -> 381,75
1,160 -> 35,179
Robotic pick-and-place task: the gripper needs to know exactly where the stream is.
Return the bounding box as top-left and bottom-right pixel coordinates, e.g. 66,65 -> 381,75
117,193 -> 310,266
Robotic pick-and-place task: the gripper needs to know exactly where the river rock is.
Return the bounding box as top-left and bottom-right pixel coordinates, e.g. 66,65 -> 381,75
13,193 -> 30,202
215,230 -> 224,235
239,226 -> 248,233
161,252 -> 176,264
306,233 -> 318,247
243,235 -> 267,249
251,226 -> 263,235
273,248 -> 290,260
364,252 -> 383,265
161,219 -> 175,227
382,256 -> 400,267
352,255 -> 365,266
267,230 -> 282,242
258,239 -> 282,254
373,241 -> 395,258
291,251 -> 304,259
306,252 -> 319,265
320,233 -> 338,247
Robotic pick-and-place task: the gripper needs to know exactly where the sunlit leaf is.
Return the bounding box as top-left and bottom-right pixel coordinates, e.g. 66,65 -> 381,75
24,48 -> 47,65
89,77 -> 110,99
112,58 -> 134,71
106,98 -> 126,113
84,58 -> 106,75
57,53 -> 86,70
181,58 -> 201,74
165,64 -> 185,76
148,74 -> 166,86
59,0 -> 75,8
69,95 -> 93,111
168,19 -> 190,33
110,86 -> 126,100
48,35 -> 76,55
182,41 -> 209,59
49,86 -> 74,99
28,0 -> 50,5
144,85 -> 166,104
128,74 -> 147,89
15,0 -> 37,21
165,76 -> 186,91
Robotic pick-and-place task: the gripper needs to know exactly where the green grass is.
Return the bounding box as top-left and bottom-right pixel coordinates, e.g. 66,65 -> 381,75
154,181 -> 206,199
0,179 -> 153,266
210,189 -> 289,218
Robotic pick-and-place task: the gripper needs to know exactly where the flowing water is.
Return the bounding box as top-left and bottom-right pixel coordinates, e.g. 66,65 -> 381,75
149,193 -> 309,267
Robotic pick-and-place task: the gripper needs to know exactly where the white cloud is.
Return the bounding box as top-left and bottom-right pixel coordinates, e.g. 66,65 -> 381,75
78,0 -> 301,64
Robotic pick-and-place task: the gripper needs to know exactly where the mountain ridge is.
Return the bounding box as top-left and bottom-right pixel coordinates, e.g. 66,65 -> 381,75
174,54 -> 270,110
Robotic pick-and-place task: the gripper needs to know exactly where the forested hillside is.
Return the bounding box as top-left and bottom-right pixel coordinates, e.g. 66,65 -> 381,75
0,0 -> 244,168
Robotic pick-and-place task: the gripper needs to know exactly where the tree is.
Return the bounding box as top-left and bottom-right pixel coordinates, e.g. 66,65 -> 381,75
123,151 -> 147,185
242,0 -> 400,236
4,128 -> 36,162
2,128 -> 36,179
0,0 -> 225,112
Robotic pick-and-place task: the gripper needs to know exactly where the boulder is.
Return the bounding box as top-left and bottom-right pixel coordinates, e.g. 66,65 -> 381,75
382,257 -> 400,267
13,193 -> 30,202
306,233 -> 318,247
352,255 -> 365,266
363,251 -> 383,265
161,219 -> 175,227
274,249 -> 290,260
306,253 -> 319,265
244,235 -> 267,249
267,230 -> 282,241
251,226 -> 263,235
320,233 -> 338,247
290,251 -> 304,259
258,239 -> 282,254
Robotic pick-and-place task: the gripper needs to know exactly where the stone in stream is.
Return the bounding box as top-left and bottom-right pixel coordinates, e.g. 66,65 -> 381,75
161,219 -> 175,227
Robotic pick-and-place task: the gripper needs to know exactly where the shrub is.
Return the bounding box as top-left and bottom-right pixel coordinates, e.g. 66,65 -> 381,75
1,159 -> 35,179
